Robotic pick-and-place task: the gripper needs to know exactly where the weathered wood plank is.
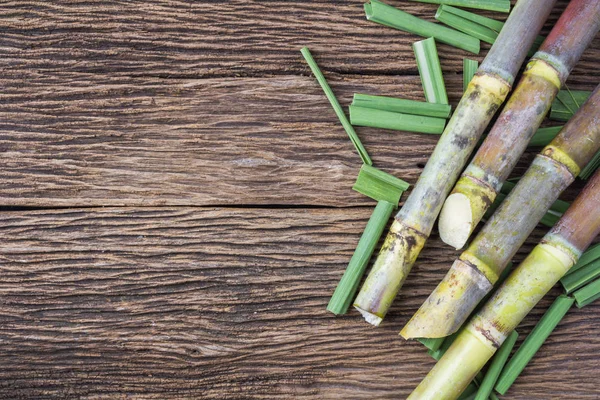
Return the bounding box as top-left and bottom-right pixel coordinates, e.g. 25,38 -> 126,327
0,207 -> 597,399
1,73 -> 594,207
0,0 -> 598,79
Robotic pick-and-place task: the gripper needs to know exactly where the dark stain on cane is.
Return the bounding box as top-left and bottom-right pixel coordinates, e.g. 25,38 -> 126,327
468,86 -> 481,102
475,325 -> 500,349
452,135 -> 470,149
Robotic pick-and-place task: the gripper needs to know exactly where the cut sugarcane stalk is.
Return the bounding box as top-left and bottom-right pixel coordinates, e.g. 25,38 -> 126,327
407,169 -> 600,400
438,1 -> 600,250
353,0 -> 556,326
403,83 -> 600,339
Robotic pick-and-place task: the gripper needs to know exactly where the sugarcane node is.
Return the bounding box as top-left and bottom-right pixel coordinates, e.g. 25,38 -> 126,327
540,145 -> 581,177
474,325 -> 500,349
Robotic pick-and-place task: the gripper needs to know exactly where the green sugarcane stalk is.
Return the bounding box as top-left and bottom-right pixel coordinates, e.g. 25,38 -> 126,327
407,169 -> 600,400
352,0 -> 556,326
402,84 -> 600,340
438,0 -> 600,250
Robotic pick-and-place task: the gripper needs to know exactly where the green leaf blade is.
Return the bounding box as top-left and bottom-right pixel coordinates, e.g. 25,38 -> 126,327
349,106 -> 446,134
365,0 -> 480,54
300,47 -> 372,165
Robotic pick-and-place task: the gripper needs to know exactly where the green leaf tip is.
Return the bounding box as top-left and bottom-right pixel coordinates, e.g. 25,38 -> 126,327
300,47 -> 372,166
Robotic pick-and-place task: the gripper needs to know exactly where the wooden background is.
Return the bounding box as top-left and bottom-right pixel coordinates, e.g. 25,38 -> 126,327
0,0 -> 598,398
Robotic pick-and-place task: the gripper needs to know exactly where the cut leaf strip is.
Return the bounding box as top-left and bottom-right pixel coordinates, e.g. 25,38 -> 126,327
327,201 -> 395,314
365,0 -> 480,54
352,94 -> 451,118
352,164 -> 410,206
435,5 -> 543,55
579,150 -> 600,180
550,90 -> 593,122
573,277 -> 600,308
349,106 -> 446,134
410,0 -> 510,13
529,126 -> 563,147
565,243 -> 600,275
417,336 -> 446,352
436,8 -> 498,44
300,47 -> 372,165
561,259 -> 600,294
413,37 -> 448,104
495,295 -> 574,395
463,59 -> 479,92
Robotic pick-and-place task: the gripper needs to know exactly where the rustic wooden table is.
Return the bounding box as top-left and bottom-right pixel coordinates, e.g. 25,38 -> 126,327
0,0 -> 598,398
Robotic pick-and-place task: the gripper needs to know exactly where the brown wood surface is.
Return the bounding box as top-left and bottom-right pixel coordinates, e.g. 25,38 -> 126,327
0,0 -> 599,398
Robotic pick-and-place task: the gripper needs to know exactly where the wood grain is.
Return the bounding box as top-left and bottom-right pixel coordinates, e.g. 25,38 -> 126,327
1,72 -> 595,208
0,0 -> 598,79
0,207 -> 598,399
1,0 -> 599,398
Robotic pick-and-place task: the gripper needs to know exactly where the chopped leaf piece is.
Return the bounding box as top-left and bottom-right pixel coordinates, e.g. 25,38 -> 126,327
413,37 -> 448,105
550,90 -> 592,121
436,8 -> 498,44
573,277 -> 600,308
417,336 -> 446,352
561,259 -> 600,294
565,243 -> 600,275
327,201 -> 395,314
438,5 -> 504,32
495,295 -> 574,395
463,59 -> 479,92
352,94 -> 451,118
349,106 -> 446,134
364,0 -> 480,54
300,47 -> 372,165
435,5 -> 543,56
529,126 -> 563,147
352,164 -> 410,205
579,150 -> 600,180
410,0 -> 510,13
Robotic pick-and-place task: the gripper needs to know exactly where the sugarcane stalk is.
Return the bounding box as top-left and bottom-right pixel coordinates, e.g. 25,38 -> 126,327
352,0 -> 556,326
402,83 -> 600,340
407,169 -> 600,400
438,0 -> 600,250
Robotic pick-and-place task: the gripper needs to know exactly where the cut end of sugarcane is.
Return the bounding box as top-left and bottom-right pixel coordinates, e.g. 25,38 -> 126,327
438,193 -> 473,250
400,258 -> 493,339
354,305 -> 383,326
